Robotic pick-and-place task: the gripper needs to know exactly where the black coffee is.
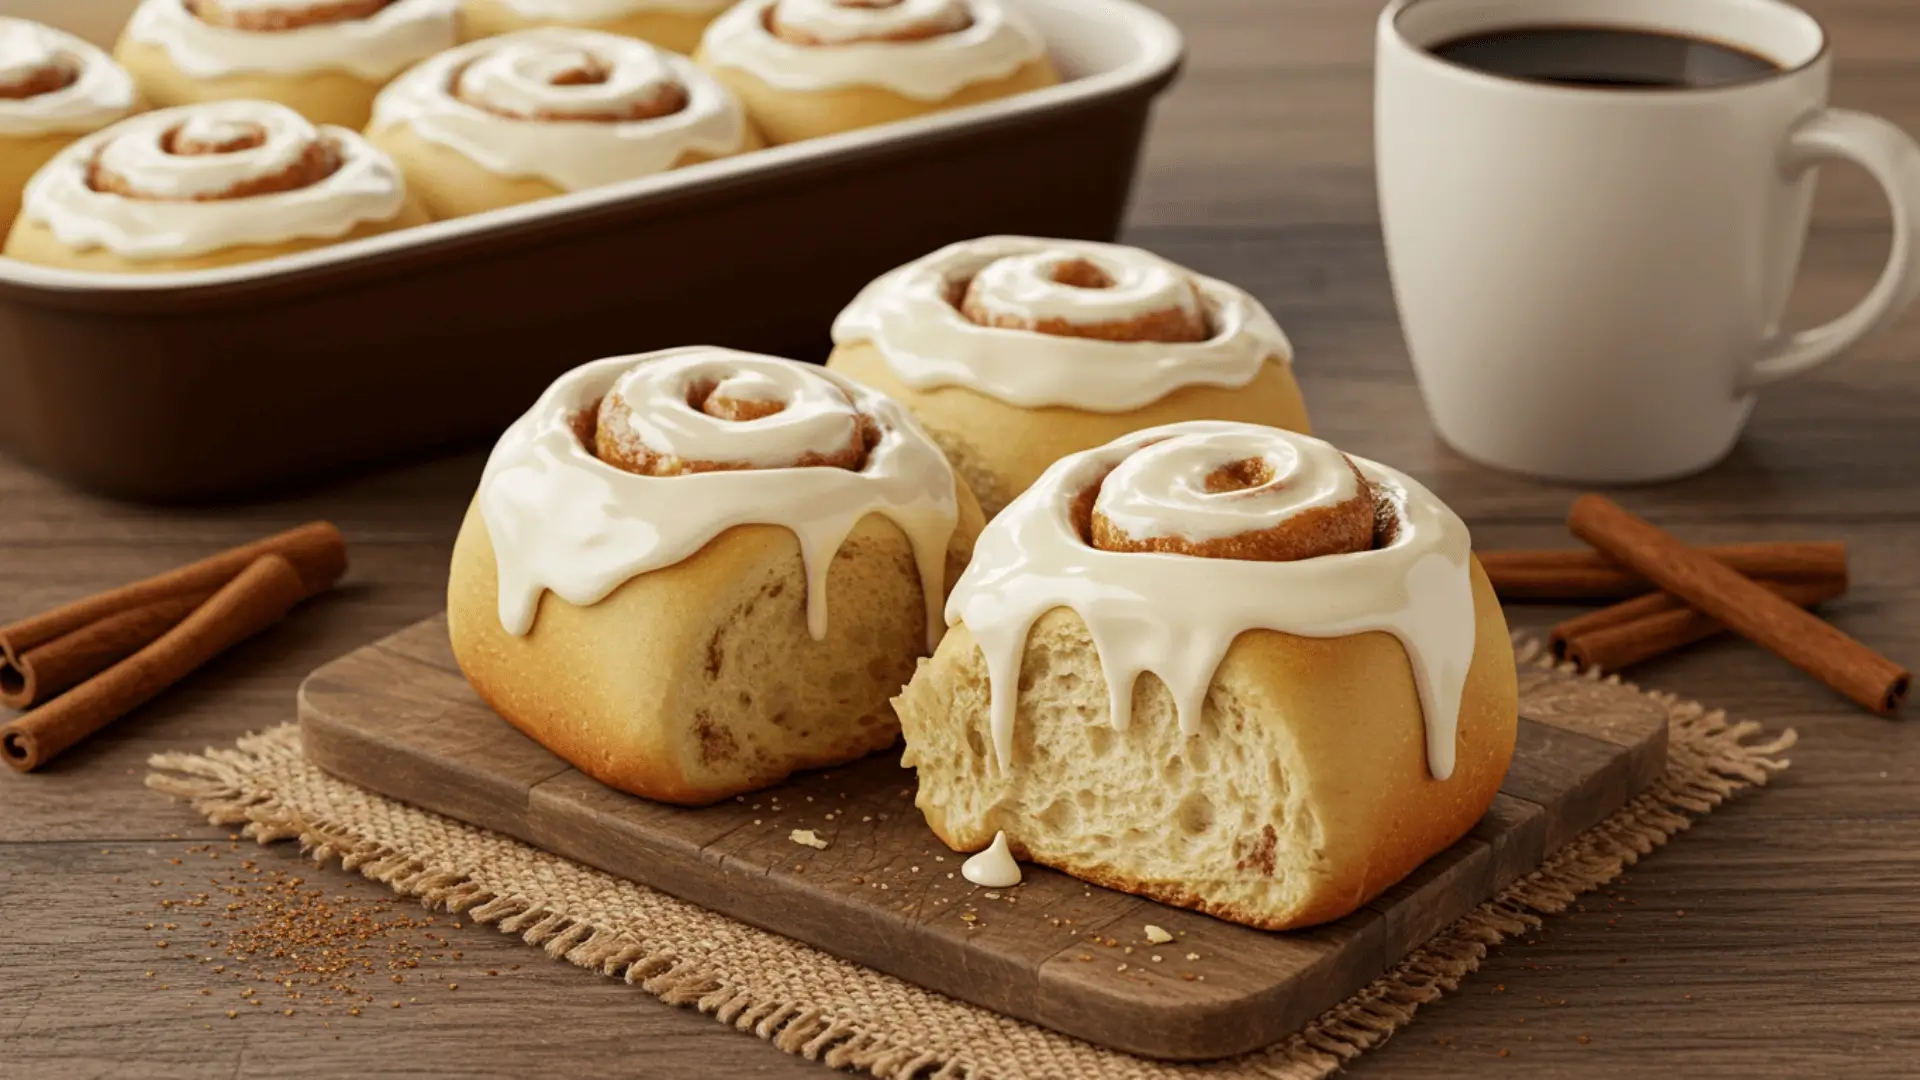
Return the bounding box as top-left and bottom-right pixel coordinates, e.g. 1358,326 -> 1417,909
1431,25 -> 1782,89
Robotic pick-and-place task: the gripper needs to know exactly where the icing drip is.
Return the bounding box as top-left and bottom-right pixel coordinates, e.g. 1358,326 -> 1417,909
23,100 -> 407,259
832,236 -> 1292,412
371,29 -> 749,191
960,830 -> 1021,887
698,0 -> 1045,101
478,347 -> 962,648
946,421 -> 1478,781
495,0 -> 729,17
124,0 -> 458,81
0,18 -> 139,137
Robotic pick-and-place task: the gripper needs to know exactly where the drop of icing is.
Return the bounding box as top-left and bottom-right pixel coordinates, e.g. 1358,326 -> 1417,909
960,830 -> 1021,888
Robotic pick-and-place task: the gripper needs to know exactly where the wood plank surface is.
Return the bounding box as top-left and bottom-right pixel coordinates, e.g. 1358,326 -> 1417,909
294,617 -> 1665,1061
5,0 -> 1920,1074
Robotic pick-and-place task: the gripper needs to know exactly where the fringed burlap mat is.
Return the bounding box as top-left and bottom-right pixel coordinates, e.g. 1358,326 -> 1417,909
146,642 -> 1793,1080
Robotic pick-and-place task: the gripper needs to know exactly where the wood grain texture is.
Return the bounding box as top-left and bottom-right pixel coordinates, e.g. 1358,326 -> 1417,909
295,617 -> 1664,1060
4,0 -> 1920,1073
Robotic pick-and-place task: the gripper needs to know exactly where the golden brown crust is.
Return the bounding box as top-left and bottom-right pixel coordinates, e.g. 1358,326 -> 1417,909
825,339 -> 1314,518
693,49 -> 1059,145
113,35 -> 389,128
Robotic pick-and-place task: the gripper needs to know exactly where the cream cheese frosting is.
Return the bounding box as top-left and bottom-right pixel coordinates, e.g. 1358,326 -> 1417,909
0,18 -> 140,137
698,0 -> 1046,101
21,100 -> 408,260
832,236 -> 1294,412
477,347 -> 963,647
371,28 -> 748,190
494,0 -> 729,16
946,421 -> 1478,781
123,0 -> 459,81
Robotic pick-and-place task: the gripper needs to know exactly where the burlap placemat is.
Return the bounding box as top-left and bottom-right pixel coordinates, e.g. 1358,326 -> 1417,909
147,642 -> 1793,1080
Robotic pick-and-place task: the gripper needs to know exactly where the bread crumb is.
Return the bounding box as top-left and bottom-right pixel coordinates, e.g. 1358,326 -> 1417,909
1185,952 -> 1199,961
1150,955 -> 1163,963
789,829 -> 828,850
1144,925 -> 1173,944
984,892 -> 1000,900
1116,963 -> 1128,972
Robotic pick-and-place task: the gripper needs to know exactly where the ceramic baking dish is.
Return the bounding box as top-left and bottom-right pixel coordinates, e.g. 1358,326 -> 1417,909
0,0 -> 1181,501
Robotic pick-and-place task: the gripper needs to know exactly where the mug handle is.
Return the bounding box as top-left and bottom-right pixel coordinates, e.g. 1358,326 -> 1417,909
1743,108 -> 1920,390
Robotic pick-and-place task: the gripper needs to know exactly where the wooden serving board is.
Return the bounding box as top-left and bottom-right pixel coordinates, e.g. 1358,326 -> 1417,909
298,616 -> 1668,1061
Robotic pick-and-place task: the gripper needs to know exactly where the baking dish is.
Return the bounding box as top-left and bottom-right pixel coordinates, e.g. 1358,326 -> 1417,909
0,0 -> 1181,501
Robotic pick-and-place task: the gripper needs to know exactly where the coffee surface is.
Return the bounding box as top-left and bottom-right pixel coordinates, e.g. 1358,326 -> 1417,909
1431,25 -> 1783,89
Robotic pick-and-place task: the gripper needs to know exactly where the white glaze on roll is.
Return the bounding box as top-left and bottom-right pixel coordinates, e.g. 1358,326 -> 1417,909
1095,430 -> 1360,543
947,421 -> 1477,781
0,19 -> 139,137
495,0 -> 728,16
961,830 -> 1021,887
371,28 -> 749,191
606,353 -> 858,468
478,347 -> 962,647
832,237 -> 1292,412
22,100 -> 407,260
123,0 -> 458,81
698,0 -> 1045,101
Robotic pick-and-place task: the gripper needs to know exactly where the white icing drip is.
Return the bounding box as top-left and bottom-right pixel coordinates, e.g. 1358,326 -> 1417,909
123,0 -> 458,81
0,19 -> 139,137
607,352 -> 860,469
698,0 -> 1045,101
947,421 -> 1477,781
770,0 -> 969,45
370,29 -> 749,191
965,246 -> 1201,328
832,237 -> 1292,413
1094,430 -> 1360,543
22,101 -> 408,260
960,830 -> 1021,887
478,347 -> 962,649
495,0 -> 728,17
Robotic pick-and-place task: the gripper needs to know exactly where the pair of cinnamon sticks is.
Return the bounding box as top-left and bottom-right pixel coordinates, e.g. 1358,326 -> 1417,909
0,523 -> 347,772
1484,496 -> 1908,715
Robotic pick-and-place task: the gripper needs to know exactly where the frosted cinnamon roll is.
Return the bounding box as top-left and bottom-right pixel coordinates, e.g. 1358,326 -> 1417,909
114,0 -> 459,128
694,0 -> 1057,144
458,0 -> 731,55
0,19 -> 144,234
369,28 -> 757,218
828,236 -> 1313,516
447,346 -> 985,805
3,100 -> 430,273
894,421 -> 1519,931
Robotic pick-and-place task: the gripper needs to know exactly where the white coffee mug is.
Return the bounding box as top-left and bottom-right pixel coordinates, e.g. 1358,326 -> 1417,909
1376,0 -> 1920,483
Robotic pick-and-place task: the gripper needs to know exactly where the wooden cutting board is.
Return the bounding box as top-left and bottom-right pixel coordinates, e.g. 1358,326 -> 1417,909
298,616 -> 1667,1061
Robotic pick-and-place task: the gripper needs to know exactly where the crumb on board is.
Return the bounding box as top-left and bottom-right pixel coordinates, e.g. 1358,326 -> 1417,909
1144,924 -> 1173,944
789,829 -> 829,850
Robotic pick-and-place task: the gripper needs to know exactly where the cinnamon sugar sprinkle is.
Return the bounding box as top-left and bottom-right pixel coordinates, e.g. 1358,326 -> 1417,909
186,0 -> 396,33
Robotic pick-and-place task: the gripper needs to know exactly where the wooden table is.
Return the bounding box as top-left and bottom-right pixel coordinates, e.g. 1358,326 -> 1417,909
5,1 -> 1919,1075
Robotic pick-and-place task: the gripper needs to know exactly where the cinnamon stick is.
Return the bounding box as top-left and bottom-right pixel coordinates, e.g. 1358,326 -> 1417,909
1551,577 -> 1849,672
1,555 -> 307,773
0,522 -> 345,705
1568,496 -> 1908,714
1481,541 -> 1847,601
0,590 -> 213,709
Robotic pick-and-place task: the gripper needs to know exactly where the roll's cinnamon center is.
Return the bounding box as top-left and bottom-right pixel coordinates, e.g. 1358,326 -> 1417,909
589,389 -> 875,477
88,124 -> 342,201
766,0 -> 973,46
692,380 -> 789,424
1048,257 -> 1115,290
956,262 -> 1214,344
1084,454 -> 1383,562
186,0 -> 396,31
451,56 -> 689,122
0,56 -> 77,100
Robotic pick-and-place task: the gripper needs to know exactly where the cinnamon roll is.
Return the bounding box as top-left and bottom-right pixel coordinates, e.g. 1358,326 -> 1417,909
893,422 -> 1518,930
447,346 -> 985,805
458,0 -> 731,55
114,0 -> 459,128
828,236 -> 1313,516
694,0 -> 1057,144
3,100 -> 430,273
0,19 -> 143,235
369,28 -> 758,218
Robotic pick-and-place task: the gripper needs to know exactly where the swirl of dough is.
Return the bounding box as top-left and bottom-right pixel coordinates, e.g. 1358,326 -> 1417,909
1087,429 -> 1377,561
0,18 -> 140,137
697,0 -> 1043,100
959,245 -> 1208,343
454,32 -> 686,120
947,421 -> 1478,781
123,0 -> 458,80
21,100 -> 407,259
595,351 -> 870,474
